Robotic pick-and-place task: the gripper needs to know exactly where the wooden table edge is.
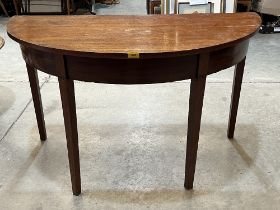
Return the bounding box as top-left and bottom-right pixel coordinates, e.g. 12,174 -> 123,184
7,29 -> 260,59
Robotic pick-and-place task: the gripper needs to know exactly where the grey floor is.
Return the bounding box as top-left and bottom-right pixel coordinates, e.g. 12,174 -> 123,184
1,1 -> 280,209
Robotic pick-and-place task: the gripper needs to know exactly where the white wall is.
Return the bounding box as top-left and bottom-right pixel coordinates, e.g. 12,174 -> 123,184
226,0 -> 236,13
164,0 -> 236,14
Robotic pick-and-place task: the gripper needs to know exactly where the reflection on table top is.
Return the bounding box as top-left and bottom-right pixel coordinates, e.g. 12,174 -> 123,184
7,13 -> 261,57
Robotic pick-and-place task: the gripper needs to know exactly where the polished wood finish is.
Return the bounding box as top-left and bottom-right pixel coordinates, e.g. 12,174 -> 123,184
26,64 -> 47,141
7,13 -> 260,57
6,13 -> 261,195
58,78 -> 81,195
227,58 -> 246,139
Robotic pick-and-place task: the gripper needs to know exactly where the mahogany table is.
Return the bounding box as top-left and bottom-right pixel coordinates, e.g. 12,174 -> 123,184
7,13 -> 260,195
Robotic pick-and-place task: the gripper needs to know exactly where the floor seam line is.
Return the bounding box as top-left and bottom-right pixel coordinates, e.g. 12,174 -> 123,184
44,81 -> 280,84
0,76 -> 51,143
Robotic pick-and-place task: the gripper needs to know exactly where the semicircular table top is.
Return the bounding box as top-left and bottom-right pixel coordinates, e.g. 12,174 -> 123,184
0,36 -> 4,49
7,13 -> 261,57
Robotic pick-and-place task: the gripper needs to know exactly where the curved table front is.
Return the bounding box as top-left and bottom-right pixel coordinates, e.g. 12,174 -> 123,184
7,13 -> 261,195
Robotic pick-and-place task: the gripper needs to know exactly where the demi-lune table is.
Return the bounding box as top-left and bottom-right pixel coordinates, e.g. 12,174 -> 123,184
7,13 -> 261,195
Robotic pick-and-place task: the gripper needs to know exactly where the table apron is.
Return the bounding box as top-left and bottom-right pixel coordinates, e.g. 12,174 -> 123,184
208,40 -> 249,75
20,39 -> 249,84
65,55 -> 198,84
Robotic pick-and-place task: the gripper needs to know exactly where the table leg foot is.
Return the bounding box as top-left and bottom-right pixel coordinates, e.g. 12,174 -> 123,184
184,76 -> 206,190
26,64 -> 47,141
58,78 -> 81,196
227,58 -> 246,139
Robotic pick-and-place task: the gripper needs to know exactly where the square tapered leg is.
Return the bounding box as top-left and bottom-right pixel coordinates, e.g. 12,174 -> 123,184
58,78 -> 81,195
26,64 -> 47,141
184,76 -> 206,189
227,58 -> 246,139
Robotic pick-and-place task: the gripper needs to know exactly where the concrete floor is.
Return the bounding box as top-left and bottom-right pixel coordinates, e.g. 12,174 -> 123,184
1,1 -> 280,209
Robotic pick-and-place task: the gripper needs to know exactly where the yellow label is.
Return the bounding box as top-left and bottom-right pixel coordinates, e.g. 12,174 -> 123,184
128,52 -> 140,59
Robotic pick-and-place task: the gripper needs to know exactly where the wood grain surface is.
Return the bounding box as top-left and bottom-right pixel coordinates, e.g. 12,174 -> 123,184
7,13 -> 261,57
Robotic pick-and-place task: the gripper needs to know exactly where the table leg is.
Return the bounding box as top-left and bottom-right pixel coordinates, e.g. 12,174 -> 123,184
91,0 -> 96,14
0,0 -> 9,16
24,0 -> 27,13
13,0 -> 19,15
58,78 -> 81,196
61,0 -> 66,13
27,0 -> 30,13
26,64 -> 47,141
227,58 -> 246,139
67,0 -> 71,14
184,76 -> 206,189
